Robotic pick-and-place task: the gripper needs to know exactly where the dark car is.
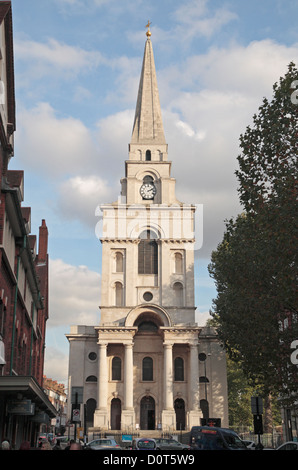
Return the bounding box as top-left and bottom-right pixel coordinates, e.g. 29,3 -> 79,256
155,438 -> 190,450
132,438 -> 156,450
190,426 -> 247,450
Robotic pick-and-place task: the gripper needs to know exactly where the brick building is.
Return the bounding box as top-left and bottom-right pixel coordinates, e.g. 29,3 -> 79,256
0,1 -> 56,449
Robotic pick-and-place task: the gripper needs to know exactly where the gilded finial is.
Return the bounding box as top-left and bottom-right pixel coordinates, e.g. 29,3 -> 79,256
146,20 -> 152,38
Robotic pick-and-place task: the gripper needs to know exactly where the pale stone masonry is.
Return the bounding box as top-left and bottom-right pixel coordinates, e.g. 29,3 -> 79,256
66,30 -> 228,432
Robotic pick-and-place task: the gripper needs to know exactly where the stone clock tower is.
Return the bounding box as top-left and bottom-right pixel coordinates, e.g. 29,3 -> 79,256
67,25 -> 228,434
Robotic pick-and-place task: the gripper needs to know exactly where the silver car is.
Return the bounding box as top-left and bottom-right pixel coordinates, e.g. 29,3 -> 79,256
155,438 -> 190,450
86,438 -> 121,450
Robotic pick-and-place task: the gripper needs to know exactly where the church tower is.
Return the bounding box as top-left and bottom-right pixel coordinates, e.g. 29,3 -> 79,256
95,24 -> 202,431
66,25 -> 228,434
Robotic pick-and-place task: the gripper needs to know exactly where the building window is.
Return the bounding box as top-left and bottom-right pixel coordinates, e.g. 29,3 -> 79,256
142,356 -> 153,381
138,230 -> 158,274
115,282 -> 123,306
200,399 -> 209,420
112,357 -> 121,381
115,252 -> 123,272
86,375 -> 97,382
138,321 -> 158,332
173,282 -> 183,306
88,352 -> 97,361
143,291 -> 153,302
174,252 -> 183,274
145,150 -> 151,161
174,357 -> 184,381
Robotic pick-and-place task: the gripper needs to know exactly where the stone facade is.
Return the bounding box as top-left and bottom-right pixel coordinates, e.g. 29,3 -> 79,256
67,31 -> 228,432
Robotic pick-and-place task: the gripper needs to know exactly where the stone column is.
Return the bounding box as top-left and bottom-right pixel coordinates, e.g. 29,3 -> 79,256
98,343 -> 108,408
163,342 -> 174,409
161,342 -> 176,430
121,342 -> 135,429
188,343 -> 202,427
124,343 -> 134,409
94,342 -> 109,429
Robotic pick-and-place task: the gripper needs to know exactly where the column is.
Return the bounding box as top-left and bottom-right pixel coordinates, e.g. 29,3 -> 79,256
98,343 -> 108,409
121,342 -> 135,429
189,344 -> 199,410
124,343 -> 134,409
94,342 -> 109,429
163,343 -> 174,410
188,343 -> 202,428
161,342 -> 176,430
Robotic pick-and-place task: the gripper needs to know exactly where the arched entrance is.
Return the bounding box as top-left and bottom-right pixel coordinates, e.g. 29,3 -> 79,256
174,398 -> 185,430
140,396 -> 155,430
85,398 -> 97,429
110,398 -> 121,430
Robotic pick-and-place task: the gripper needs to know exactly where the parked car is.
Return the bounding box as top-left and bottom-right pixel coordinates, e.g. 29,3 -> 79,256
243,440 -> 257,449
86,438 -> 121,450
190,426 -> 247,450
155,438 -> 190,450
132,438 -> 156,450
276,441 -> 298,450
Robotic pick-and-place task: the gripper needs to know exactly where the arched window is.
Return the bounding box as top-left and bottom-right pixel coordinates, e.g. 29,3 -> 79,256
138,230 -> 158,274
143,175 -> 154,184
174,357 -> 184,381
112,357 -> 121,381
138,321 -> 158,332
200,399 -> 209,420
199,376 -> 209,383
142,356 -> 153,381
173,282 -> 183,306
115,282 -> 123,306
86,375 -> 97,382
174,252 -> 183,273
145,150 -> 151,161
115,252 -> 123,272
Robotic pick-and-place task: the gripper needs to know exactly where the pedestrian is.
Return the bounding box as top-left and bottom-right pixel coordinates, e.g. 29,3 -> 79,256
64,439 -> 75,450
69,442 -> 82,450
52,439 -> 61,450
1,439 -> 11,450
40,440 -> 52,450
19,441 -> 31,450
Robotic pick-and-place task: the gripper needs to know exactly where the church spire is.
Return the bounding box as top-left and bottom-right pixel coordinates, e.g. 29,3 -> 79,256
130,23 -> 166,145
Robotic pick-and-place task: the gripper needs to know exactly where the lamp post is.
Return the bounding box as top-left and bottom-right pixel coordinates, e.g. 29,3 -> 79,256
199,352 -> 211,421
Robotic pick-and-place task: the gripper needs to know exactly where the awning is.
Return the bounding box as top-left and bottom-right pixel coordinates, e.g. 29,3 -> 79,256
0,375 -> 58,419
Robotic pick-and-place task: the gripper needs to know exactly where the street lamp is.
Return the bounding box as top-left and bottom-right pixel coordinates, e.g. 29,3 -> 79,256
199,352 -> 211,421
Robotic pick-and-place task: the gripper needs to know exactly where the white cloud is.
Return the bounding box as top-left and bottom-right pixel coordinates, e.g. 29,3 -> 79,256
49,259 -> 101,327
173,0 -> 238,41
58,175 -> 114,227
16,102 -> 98,177
15,38 -> 104,77
44,345 -> 69,386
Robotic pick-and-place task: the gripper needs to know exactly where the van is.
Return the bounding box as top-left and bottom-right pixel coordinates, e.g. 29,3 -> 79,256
190,426 -> 247,450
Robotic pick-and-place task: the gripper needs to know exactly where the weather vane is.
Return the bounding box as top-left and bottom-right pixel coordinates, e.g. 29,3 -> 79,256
146,20 -> 152,38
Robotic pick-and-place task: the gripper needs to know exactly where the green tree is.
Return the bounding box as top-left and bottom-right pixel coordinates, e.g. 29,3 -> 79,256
208,63 -> 298,408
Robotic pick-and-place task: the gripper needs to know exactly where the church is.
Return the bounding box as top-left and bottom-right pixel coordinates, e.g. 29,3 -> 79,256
66,25 -> 228,434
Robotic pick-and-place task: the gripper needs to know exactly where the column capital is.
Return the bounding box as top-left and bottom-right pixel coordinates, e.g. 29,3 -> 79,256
163,341 -> 174,348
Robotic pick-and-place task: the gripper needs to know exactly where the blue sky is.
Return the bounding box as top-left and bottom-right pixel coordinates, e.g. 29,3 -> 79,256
9,0 -> 298,384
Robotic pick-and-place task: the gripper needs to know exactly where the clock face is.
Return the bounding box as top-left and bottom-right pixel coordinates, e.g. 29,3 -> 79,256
140,183 -> 156,200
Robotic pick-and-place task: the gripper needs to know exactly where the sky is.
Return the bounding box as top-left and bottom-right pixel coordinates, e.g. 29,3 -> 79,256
8,0 -> 298,385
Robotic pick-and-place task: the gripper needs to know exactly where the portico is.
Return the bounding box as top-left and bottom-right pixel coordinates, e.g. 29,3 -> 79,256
93,319 -> 201,431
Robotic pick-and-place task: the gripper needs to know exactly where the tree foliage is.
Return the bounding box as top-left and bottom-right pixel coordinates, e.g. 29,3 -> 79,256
208,63 -> 298,405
